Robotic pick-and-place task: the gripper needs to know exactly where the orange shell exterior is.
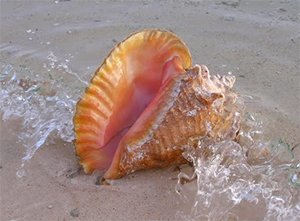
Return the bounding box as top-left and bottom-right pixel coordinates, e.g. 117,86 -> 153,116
103,65 -> 238,180
73,29 -> 192,174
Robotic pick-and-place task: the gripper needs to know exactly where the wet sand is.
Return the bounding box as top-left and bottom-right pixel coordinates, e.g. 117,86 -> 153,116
1,1 -> 299,220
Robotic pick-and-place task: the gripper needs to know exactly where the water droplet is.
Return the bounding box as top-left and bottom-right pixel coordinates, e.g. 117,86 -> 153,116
16,168 -> 26,178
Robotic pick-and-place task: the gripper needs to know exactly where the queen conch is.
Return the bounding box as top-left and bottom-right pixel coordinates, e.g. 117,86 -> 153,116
73,29 -> 240,184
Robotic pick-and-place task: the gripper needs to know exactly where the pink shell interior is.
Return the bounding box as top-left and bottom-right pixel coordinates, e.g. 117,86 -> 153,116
73,30 -> 191,175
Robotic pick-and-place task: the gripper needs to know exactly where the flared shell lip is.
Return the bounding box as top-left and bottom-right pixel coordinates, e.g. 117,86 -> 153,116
72,29 -> 192,176
89,29 -> 192,82
72,28 -> 192,148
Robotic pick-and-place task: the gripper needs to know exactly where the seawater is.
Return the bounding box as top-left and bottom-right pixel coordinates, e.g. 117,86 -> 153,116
0,58 -> 299,220
176,108 -> 300,220
0,53 -> 86,177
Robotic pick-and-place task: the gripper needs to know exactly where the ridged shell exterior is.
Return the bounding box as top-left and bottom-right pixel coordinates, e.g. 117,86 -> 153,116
73,29 -> 192,174
103,65 -> 238,180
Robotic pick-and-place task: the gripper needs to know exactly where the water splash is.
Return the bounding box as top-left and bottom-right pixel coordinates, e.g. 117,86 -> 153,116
175,102 -> 300,220
44,52 -> 89,86
0,55 -> 86,177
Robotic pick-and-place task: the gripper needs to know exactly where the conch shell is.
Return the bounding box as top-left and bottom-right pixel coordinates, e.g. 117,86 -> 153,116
73,29 -> 239,183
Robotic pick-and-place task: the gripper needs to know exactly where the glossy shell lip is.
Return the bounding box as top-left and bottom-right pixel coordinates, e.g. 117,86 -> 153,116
73,29 -> 192,177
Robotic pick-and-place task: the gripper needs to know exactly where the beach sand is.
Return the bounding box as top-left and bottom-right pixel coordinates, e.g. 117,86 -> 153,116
1,1 -> 299,220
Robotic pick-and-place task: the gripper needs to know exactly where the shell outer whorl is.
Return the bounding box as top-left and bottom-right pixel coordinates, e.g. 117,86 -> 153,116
105,65 -> 241,180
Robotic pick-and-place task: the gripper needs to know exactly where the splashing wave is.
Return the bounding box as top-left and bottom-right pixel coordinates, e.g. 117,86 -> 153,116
0,56 -> 84,177
175,105 -> 300,220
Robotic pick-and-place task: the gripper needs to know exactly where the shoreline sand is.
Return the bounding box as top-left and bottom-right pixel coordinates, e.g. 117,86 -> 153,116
1,1 -> 299,220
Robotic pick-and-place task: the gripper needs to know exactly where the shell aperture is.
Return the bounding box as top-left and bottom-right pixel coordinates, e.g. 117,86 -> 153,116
73,30 -> 192,176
